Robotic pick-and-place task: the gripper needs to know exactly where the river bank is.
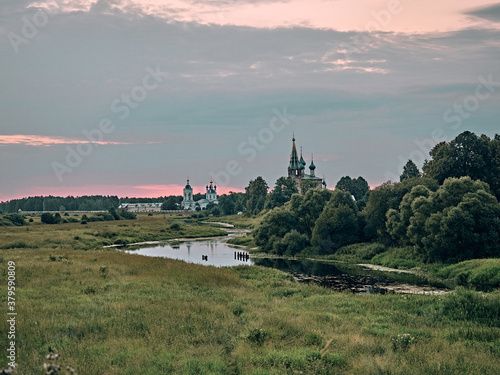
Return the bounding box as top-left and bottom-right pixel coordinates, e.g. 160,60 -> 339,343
1,214 -> 499,373
2,246 -> 499,374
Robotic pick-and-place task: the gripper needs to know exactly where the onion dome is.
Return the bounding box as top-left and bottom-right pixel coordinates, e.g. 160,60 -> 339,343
309,156 -> 316,171
185,179 -> 192,189
300,147 -> 306,167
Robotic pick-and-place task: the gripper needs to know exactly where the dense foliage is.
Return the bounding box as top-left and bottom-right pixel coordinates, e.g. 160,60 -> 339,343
311,190 -> 360,253
423,131 -> 500,199
400,159 -> 421,181
252,131 -> 500,264
0,213 -> 26,226
392,177 -> 500,262
245,177 -> 269,214
265,177 -> 298,209
335,176 -> 369,201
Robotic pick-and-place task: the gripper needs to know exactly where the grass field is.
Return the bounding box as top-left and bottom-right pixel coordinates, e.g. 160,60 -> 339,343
0,214 -> 227,250
0,215 -> 499,374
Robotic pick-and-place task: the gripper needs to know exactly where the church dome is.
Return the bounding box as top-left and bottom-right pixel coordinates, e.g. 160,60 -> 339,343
185,179 -> 192,189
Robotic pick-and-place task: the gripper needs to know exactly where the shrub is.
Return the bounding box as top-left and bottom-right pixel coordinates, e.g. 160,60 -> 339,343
439,287 -> 500,326
117,209 -> 136,220
88,212 -> 114,222
4,213 -> 25,226
41,213 -> 56,224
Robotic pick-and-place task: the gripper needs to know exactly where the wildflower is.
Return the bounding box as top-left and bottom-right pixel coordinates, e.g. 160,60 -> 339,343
0,366 -> 15,375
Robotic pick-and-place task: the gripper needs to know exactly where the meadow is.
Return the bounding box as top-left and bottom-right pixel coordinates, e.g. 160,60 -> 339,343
0,214 -> 499,374
0,213 -> 227,251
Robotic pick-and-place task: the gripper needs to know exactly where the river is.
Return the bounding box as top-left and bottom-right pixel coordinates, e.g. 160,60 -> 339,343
125,236 -> 449,295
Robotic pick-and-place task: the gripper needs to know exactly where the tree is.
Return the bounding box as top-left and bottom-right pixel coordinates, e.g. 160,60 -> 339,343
253,207 -> 301,252
272,230 -> 310,256
362,177 -> 438,242
406,177 -> 500,262
300,180 -> 319,194
335,176 -> 369,201
161,196 -> 180,210
218,192 -> 246,215
109,207 -> 121,220
289,188 -> 334,237
41,213 -> 56,224
423,131 -> 500,198
265,177 -> 299,209
386,185 -> 432,245
311,190 -> 360,254
218,194 -> 236,215
245,177 -> 269,215
400,160 -> 421,182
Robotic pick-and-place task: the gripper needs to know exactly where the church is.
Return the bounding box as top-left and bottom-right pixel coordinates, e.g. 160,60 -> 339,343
181,179 -> 219,210
287,135 -> 326,192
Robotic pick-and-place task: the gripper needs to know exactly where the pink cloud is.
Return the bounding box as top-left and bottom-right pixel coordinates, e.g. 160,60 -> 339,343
0,135 -> 130,147
33,0 -> 500,33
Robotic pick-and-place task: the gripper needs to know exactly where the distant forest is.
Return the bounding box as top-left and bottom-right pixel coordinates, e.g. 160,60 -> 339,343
2,131 -> 500,264
0,195 -> 175,213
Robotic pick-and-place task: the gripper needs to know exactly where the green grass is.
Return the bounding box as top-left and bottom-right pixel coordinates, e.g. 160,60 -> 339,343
204,214 -> 265,229
0,214 -> 226,250
1,217 -> 499,374
282,241 -> 499,290
227,234 -> 256,248
0,246 -> 499,374
437,259 -> 500,290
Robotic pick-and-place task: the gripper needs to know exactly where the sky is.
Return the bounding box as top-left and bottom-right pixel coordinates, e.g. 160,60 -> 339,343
1,0 -> 500,201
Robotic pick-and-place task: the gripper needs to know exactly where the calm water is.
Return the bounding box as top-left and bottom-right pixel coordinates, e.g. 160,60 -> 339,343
126,237 -> 449,294
125,239 -> 254,267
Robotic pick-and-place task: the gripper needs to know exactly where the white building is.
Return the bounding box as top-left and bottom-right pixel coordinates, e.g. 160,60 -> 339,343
118,202 -> 163,212
181,179 -> 218,210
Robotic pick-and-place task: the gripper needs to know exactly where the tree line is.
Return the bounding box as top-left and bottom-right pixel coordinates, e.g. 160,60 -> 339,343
252,131 -> 500,263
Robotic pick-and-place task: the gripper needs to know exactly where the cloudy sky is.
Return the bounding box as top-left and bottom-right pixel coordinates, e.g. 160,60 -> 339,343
1,0 -> 500,201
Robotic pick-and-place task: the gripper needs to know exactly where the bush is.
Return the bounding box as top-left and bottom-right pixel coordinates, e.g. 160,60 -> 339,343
272,230 -> 310,256
437,259 -> 500,290
41,213 -> 56,224
117,209 -> 136,220
170,223 -> 181,230
88,212 -> 115,222
109,207 -> 121,220
3,214 -> 25,226
439,287 -> 500,326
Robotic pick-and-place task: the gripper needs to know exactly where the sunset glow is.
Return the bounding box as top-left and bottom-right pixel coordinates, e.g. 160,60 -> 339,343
1,0 -> 499,201
0,135 -> 130,146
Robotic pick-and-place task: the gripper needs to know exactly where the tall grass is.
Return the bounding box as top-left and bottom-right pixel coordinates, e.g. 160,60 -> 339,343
1,246 -> 498,374
0,214 -> 226,251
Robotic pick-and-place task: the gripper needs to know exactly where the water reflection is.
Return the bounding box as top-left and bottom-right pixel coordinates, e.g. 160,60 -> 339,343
254,258 -> 449,294
125,240 -> 253,267
127,239 -> 448,294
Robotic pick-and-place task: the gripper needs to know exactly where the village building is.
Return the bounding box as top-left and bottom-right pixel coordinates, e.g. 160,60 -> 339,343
287,135 -> 326,192
181,179 -> 218,210
118,202 -> 163,212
